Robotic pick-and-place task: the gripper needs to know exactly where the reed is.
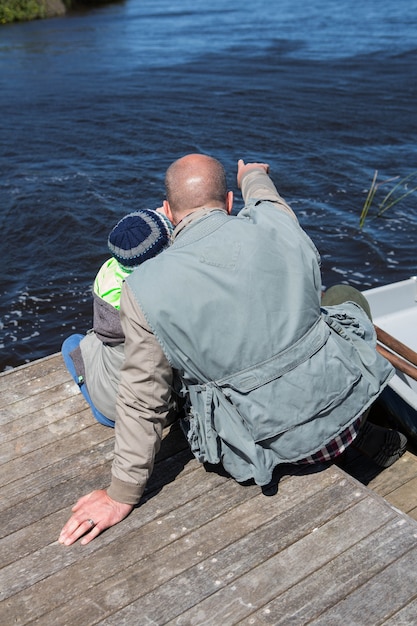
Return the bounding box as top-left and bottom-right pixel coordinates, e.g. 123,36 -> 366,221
359,170 -> 417,229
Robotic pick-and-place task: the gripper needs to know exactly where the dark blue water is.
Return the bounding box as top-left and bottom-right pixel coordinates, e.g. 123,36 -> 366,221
1,0 -> 417,371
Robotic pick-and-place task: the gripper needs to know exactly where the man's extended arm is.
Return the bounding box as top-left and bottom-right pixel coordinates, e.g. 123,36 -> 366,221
237,159 -> 297,221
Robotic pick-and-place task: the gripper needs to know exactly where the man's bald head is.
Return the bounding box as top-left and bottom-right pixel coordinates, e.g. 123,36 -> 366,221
164,154 -> 229,222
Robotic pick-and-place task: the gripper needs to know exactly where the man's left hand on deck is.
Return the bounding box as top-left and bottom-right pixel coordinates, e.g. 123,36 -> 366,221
58,489 -> 133,546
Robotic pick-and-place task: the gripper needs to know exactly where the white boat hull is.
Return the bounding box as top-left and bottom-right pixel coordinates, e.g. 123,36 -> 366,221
364,277 -> 417,440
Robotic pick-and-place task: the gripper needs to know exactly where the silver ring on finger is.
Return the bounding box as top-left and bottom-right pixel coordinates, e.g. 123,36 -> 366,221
87,519 -> 96,527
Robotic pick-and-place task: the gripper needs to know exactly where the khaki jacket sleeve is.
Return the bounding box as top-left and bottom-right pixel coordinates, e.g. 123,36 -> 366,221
107,281 -> 173,505
240,168 -> 298,222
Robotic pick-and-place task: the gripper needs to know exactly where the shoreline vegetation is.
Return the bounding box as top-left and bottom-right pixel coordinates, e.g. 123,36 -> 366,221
0,0 -> 118,24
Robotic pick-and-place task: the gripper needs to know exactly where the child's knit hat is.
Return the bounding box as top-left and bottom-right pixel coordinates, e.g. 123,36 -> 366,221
108,209 -> 173,271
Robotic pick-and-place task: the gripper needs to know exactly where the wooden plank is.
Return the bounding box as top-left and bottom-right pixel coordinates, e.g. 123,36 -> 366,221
0,400 -> 99,462
0,472 -> 239,622
51,473 -> 378,626
1,468 -> 344,624
382,476 -> 417,517
408,504 -> 417,521
0,377 -> 80,425
0,420 -> 186,531
0,435 -> 114,537
153,494 -> 399,626
340,447 -> 417,522
0,458 -> 210,568
0,354 -> 69,402
366,452 -> 417,521
382,598 -> 417,625
0,462 -> 225,604
3,355 -> 417,626
306,545 -> 417,625
1,417 -> 115,486
0,417 -> 111,501
0,434 -> 192,537
368,451 -> 417,496
0,353 -> 62,393
0,391 -> 89,445
236,517 -> 417,625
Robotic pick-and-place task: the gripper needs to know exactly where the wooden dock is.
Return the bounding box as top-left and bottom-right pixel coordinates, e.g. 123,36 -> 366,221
2,354 -> 417,625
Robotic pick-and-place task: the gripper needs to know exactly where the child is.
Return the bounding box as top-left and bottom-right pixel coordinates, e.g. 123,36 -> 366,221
61,209 -> 173,427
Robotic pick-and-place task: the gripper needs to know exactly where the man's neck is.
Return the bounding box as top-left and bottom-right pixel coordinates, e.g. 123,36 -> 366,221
172,206 -> 227,240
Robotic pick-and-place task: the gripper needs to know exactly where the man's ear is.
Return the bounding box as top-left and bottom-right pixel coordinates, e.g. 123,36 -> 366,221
226,191 -> 234,214
163,200 -> 175,224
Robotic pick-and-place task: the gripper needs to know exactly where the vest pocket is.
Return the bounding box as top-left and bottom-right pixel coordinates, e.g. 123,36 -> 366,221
221,329 -> 363,443
183,384 -> 221,464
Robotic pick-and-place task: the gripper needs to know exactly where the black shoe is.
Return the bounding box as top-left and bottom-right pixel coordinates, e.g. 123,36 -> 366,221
352,421 -> 407,468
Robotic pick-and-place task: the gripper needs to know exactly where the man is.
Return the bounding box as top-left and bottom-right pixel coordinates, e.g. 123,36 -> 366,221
59,155 -> 397,546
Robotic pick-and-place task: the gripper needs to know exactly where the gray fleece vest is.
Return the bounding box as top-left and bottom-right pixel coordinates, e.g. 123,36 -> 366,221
128,202 -> 393,485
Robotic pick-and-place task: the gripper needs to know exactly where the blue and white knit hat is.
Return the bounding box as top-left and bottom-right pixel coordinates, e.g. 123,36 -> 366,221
108,209 -> 173,271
